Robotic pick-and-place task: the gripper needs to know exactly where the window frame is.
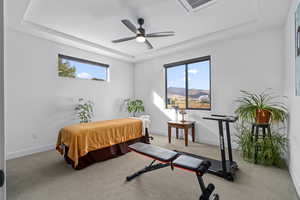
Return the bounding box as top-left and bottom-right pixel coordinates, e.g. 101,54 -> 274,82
58,54 -> 109,81
164,56 -> 212,111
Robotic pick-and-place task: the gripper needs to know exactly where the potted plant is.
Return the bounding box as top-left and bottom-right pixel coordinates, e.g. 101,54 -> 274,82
235,90 -> 287,124
125,99 -> 145,117
235,90 -> 288,167
235,124 -> 287,167
75,98 -> 94,123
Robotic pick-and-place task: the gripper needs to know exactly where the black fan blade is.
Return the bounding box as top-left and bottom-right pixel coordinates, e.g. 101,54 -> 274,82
145,40 -> 154,49
112,36 -> 136,43
121,19 -> 137,34
146,31 -> 175,38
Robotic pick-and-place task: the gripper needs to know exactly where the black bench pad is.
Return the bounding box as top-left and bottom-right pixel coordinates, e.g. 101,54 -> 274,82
173,155 -> 204,171
129,142 -> 178,162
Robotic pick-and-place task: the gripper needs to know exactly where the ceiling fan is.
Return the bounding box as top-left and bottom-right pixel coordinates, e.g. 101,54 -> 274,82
112,18 -> 175,49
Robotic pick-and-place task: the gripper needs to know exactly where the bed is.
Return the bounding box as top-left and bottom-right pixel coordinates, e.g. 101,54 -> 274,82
56,118 -> 151,170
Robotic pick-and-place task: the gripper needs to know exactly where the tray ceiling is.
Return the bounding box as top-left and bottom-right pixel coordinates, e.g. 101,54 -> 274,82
6,0 -> 291,62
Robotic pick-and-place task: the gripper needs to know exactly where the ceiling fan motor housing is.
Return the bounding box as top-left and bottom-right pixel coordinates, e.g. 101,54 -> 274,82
138,28 -> 145,35
138,18 -> 144,26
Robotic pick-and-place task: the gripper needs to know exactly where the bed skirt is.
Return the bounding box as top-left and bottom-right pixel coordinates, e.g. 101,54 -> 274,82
64,136 -> 149,170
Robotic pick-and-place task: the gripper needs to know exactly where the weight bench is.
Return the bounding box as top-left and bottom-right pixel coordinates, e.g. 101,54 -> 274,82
127,143 -> 219,200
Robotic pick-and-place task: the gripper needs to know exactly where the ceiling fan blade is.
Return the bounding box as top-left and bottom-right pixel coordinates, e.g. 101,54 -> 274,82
145,40 -> 154,49
146,31 -> 175,38
112,36 -> 136,43
121,19 -> 137,34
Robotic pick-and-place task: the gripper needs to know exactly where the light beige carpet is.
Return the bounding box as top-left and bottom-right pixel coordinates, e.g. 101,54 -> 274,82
7,135 -> 299,200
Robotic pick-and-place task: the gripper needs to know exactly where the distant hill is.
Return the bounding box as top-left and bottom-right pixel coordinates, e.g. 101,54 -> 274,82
167,87 -> 209,98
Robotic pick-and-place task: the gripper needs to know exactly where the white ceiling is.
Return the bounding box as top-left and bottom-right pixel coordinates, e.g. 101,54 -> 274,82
6,0 -> 291,62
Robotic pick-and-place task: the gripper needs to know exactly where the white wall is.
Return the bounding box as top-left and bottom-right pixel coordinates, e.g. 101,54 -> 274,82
0,0 -> 5,198
134,28 -> 284,146
284,0 -> 300,196
5,29 -> 134,159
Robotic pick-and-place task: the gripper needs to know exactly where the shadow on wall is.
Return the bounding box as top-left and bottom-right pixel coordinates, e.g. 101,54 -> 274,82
57,96 -> 130,127
55,96 -> 78,126
116,98 -> 127,114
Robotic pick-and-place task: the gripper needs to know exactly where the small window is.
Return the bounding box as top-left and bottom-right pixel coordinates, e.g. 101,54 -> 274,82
58,54 -> 109,81
165,56 -> 211,110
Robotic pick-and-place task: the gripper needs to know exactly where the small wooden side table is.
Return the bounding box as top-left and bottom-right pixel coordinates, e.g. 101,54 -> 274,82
167,121 -> 195,146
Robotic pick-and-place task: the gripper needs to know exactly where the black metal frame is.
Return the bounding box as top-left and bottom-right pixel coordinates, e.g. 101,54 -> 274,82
58,54 -> 109,81
0,169 -> 4,187
179,114 -> 238,181
126,160 -> 170,181
197,176 -> 218,200
203,114 -> 238,181
58,54 -> 109,68
126,159 -> 218,200
164,56 -> 212,110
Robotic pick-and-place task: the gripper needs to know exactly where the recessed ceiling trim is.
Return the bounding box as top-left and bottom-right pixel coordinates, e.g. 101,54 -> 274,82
10,0 -> 284,63
19,0 -> 135,62
22,20 -> 135,60
134,18 -> 260,62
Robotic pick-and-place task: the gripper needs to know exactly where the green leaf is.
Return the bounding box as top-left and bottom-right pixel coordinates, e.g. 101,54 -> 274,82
235,89 -> 287,124
75,98 -> 94,123
125,99 -> 145,115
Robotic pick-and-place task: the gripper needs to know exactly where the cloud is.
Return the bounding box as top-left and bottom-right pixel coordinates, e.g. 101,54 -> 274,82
188,69 -> 198,74
77,72 -> 92,79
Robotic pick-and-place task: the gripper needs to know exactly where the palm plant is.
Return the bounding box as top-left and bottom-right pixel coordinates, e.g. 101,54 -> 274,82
235,90 -> 287,124
125,99 -> 145,117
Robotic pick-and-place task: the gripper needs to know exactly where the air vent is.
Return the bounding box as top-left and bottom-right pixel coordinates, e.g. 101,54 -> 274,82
177,0 -> 216,13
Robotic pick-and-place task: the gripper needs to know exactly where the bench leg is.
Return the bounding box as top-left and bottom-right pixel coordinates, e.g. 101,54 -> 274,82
197,174 -> 218,200
126,160 -> 170,182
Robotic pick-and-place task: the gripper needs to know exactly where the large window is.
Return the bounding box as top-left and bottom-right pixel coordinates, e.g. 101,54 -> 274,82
165,56 -> 211,110
58,54 -> 108,81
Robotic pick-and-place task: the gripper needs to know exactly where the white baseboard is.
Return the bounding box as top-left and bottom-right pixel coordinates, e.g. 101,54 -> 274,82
151,130 -> 219,144
6,144 -> 55,160
289,166 -> 300,198
150,130 -> 238,149
150,130 -> 167,136
197,138 -> 219,146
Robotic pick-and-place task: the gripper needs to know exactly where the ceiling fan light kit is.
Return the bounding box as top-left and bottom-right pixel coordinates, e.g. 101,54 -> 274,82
112,18 -> 175,49
136,35 -> 146,43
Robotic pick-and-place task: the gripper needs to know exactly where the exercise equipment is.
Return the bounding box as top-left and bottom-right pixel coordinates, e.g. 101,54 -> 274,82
127,142 -> 219,200
179,114 -> 238,181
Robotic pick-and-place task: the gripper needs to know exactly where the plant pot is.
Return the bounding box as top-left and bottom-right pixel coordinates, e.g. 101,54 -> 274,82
255,109 -> 271,124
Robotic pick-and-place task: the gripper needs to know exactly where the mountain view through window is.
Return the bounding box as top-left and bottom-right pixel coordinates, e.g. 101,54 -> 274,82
165,56 -> 211,110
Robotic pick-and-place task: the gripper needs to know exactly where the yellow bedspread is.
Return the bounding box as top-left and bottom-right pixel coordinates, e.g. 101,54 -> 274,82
56,118 -> 143,167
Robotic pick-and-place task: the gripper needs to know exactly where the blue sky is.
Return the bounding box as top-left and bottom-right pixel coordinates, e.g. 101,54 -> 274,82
62,58 -> 107,80
167,61 -> 210,90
